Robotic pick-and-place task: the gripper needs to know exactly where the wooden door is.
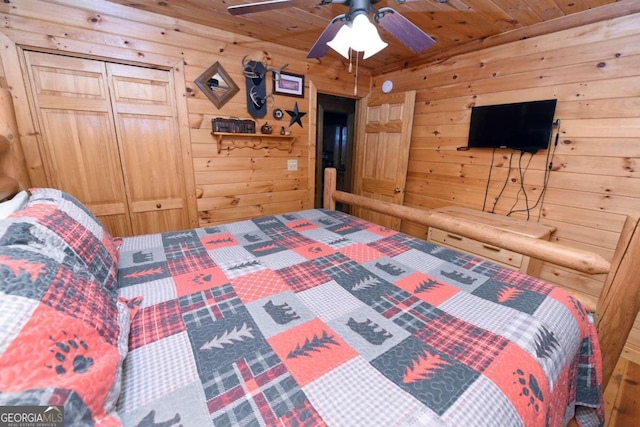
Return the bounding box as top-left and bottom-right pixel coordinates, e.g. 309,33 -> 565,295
107,63 -> 189,235
24,51 -> 133,236
352,91 -> 416,229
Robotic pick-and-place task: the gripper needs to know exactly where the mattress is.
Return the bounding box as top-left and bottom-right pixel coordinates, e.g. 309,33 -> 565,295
116,208 -> 603,426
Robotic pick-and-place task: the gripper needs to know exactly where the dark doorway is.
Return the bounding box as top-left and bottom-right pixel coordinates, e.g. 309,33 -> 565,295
315,94 -> 356,212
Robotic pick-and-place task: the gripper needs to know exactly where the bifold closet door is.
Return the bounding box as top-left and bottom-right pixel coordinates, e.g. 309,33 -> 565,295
106,63 -> 188,236
24,51 -> 133,236
24,51 -> 189,236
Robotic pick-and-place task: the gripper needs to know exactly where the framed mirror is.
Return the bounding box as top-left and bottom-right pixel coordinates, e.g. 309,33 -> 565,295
194,62 -> 239,109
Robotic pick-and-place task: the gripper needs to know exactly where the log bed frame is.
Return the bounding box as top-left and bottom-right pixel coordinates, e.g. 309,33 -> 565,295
0,103 -> 638,390
323,167 -> 640,388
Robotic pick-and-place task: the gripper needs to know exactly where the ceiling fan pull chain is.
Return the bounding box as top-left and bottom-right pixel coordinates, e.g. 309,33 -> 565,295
354,51 -> 359,96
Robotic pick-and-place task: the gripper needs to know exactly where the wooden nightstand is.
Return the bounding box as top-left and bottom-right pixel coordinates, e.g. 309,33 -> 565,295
427,206 -> 556,277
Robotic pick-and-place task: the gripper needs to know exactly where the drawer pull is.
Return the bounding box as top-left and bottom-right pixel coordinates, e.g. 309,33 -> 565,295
446,233 -> 463,240
482,244 -> 501,252
156,203 -> 162,209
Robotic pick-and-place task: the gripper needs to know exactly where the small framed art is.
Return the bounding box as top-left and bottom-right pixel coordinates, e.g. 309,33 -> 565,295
273,72 -> 304,98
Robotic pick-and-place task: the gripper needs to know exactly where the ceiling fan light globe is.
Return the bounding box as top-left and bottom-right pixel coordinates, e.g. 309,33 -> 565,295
327,14 -> 388,60
350,14 -> 388,58
351,13 -> 371,32
362,37 -> 388,59
326,24 -> 352,59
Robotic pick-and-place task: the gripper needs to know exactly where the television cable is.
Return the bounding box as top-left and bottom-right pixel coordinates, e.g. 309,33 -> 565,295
482,147 -> 497,212
507,119 -> 561,221
490,150 -> 515,214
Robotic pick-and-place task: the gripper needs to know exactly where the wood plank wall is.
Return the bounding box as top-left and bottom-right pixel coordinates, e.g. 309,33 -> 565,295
0,0 -> 368,227
371,12 -> 640,363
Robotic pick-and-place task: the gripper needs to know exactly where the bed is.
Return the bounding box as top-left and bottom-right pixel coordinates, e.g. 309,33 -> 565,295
1,100 -> 640,425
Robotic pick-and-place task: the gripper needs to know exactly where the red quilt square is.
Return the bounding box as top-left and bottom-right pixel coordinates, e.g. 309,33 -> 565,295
174,266 -> 229,297
483,343 -> 550,423
231,269 -> 289,304
365,225 -> 398,237
267,319 -> 356,387
396,272 -> 459,307
292,242 -> 335,261
338,243 -> 384,264
548,287 -> 589,324
0,304 -> 120,419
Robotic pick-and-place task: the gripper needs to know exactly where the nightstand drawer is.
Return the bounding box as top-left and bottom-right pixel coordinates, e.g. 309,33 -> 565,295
426,206 -> 556,277
428,228 -> 524,268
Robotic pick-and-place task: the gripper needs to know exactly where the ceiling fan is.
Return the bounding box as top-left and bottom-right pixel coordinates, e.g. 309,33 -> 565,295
228,0 -> 436,59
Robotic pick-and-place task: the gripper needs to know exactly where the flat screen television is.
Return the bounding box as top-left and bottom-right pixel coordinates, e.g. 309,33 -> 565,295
467,99 -> 557,153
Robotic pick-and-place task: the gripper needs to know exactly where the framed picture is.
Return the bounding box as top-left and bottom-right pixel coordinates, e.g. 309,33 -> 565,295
273,72 -> 304,98
194,62 -> 239,109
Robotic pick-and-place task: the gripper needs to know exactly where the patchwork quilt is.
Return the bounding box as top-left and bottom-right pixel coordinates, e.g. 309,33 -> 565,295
116,209 -> 603,427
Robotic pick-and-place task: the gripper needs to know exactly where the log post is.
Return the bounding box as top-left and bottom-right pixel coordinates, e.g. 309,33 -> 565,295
0,88 -> 30,190
323,167 -> 336,210
596,215 -> 640,387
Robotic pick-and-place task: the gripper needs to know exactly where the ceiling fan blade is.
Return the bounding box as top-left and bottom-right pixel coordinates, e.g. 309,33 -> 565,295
377,7 -> 436,53
307,16 -> 345,59
228,0 -> 295,16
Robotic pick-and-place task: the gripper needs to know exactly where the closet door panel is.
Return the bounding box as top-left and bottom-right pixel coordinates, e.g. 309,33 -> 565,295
25,51 -> 132,236
38,110 -> 129,216
131,209 -> 188,237
98,214 -> 135,238
107,63 -> 188,235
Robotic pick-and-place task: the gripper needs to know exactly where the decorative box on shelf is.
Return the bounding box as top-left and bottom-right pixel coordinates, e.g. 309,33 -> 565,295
212,117 -> 255,134
211,132 -> 296,154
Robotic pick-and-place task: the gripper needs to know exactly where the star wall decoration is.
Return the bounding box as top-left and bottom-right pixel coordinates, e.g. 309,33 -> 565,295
286,102 -> 307,128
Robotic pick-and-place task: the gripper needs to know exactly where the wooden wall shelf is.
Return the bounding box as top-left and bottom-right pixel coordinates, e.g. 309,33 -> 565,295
212,132 -> 296,154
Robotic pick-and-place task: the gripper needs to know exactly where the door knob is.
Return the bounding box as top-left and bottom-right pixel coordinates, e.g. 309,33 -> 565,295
394,188 -> 402,193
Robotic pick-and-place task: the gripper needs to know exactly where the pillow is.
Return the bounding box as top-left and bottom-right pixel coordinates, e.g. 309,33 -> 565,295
0,188 -> 119,293
0,246 -> 140,425
0,191 -> 29,219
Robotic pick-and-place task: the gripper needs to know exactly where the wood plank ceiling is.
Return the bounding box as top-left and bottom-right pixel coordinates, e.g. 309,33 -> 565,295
107,0 -> 637,73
